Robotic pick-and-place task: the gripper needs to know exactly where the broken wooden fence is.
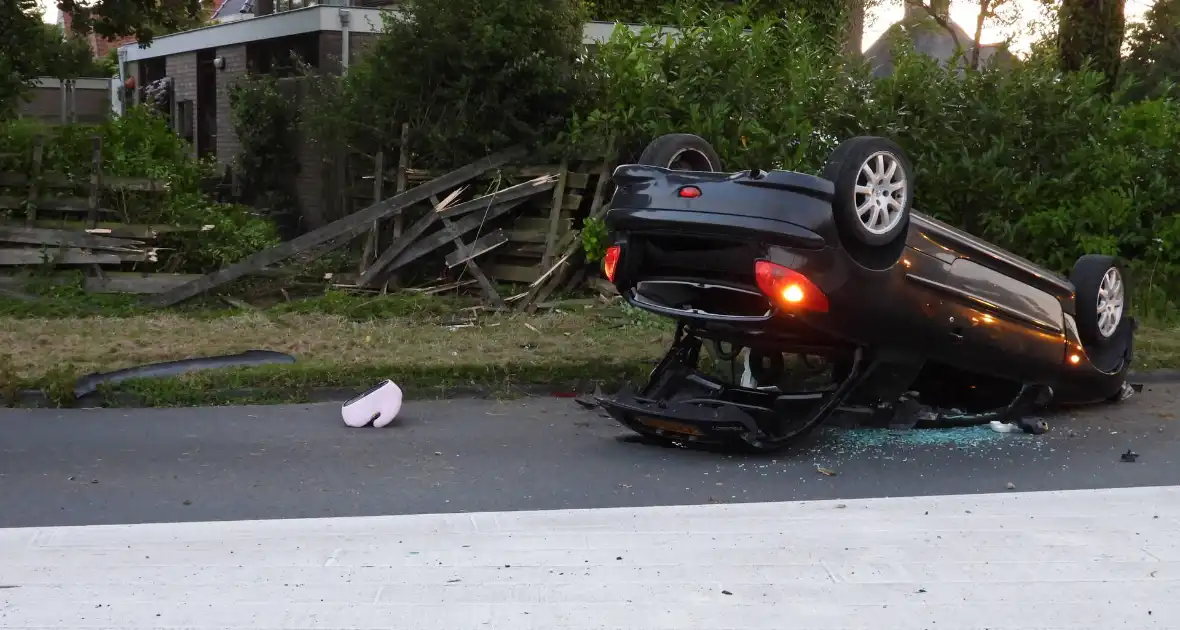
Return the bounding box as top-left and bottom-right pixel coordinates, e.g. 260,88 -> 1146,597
0,134 -> 181,275
144,146 -> 529,307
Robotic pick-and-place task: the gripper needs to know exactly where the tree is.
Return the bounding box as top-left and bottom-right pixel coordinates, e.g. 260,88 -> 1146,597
1058,0 -> 1127,86
3,0 -> 209,115
332,0 -> 588,168
56,0 -> 210,46
0,0 -> 50,114
1123,0 -> 1180,99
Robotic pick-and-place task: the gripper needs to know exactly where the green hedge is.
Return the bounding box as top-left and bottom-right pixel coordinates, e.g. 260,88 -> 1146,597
569,9 -> 1180,316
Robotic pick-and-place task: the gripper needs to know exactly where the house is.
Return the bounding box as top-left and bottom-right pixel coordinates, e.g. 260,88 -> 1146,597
863,4 -> 1015,77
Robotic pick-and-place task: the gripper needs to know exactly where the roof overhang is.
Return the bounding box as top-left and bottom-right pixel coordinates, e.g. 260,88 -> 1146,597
119,5 -> 673,62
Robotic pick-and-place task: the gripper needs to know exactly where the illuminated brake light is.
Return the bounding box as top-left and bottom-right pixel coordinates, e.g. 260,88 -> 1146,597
603,245 -> 621,283
1069,353 -> 1081,365
678,186 -> 701,198
754,260 -> 828,313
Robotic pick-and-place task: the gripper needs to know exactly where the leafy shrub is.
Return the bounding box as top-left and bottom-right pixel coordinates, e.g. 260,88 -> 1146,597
575,2 -> 1180,312
568,6 -> 865,169
0,107 -> 278,271
229,74 -> 301,236
310,0 -> 587,168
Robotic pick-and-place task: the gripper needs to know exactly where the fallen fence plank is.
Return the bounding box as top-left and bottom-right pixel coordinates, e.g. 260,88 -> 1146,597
0,247 -> 145,266
0,225 -> 144,251
4,220 -> 197,238
0,195 -> 114,214
444,229 -> 508,268
145,146 -> 525,307
83,272 -> 203,294
435,175 -> 557,220
384,198 -> 530,275
0,172 -> 168,191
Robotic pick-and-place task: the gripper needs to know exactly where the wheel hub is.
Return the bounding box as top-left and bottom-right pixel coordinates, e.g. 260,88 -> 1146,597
1096,267 -> 1124,338
855,151 -> 907,235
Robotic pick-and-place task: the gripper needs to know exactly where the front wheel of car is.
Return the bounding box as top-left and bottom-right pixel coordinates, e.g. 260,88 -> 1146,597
636,133 -> 723,172
823,136 -> 914,248
1071,255 -> 1130,348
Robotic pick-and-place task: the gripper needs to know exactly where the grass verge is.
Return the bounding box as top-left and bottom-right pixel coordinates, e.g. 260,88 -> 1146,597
1,287 -> 1177,408
0,296 -> 672,407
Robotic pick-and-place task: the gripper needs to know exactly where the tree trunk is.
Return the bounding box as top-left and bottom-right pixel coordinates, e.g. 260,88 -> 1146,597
841,0 -> 865,57
969,0 -> 991,69
1058,0 -> 1127,86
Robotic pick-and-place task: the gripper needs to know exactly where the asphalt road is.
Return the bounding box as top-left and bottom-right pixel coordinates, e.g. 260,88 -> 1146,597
2,384 -> 1178,528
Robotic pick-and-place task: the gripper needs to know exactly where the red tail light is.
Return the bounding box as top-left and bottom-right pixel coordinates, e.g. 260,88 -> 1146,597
603,245 -> 621,283
753,260 -> 828,313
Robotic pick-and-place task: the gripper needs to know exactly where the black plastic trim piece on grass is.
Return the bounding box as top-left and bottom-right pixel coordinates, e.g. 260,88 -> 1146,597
72,350 -> 297,399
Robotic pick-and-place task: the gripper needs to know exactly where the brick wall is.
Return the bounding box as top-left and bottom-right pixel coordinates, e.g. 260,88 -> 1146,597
318,31 -> 378,74
165,53 -> 198,156
214,44 -> 248,167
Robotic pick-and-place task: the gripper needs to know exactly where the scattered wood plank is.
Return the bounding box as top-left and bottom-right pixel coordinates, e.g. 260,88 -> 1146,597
440,216 -> 505,310
0,225 -> 144,251
435,175 -> 558,220
405,278 -> 479,294
145,146 -> 525,307
383,197 -> 531,275
0,247 -> 146,266
83,272 -> 203,294
485,262 -> 542,285
356,186 -> 466,289
444,229 -> 508,268
505,229 -> 548,243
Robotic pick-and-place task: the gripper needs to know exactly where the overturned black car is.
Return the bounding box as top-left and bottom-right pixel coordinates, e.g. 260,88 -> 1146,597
596,133 -> 1135,452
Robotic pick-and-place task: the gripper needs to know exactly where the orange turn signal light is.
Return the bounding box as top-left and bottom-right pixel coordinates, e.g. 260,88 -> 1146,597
753,260 -> 828,312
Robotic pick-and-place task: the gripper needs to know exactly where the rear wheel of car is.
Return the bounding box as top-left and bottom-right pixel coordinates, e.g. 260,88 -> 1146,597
1071,255 -> 1130,347
823,137 -> 914,247
637,133 -> 723,172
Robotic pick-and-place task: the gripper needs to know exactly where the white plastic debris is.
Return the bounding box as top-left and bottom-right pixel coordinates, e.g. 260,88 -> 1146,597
988,420 -> 1022,434
341,379 -> 403,428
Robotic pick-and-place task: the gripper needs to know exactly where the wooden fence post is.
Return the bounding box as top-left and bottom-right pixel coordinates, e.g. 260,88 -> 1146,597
25,136 -> 44,226
358,150 -> 384,274
394,122 -> 409,239
87,136 -> 103,228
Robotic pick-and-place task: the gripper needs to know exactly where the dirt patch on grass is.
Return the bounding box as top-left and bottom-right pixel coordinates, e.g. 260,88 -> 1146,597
0,308 -> 672,379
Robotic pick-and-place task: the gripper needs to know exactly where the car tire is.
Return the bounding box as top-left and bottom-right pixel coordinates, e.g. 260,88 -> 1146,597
823,136 -> 914,247
637,133 -> 723,172
1071,254 -> 1130,347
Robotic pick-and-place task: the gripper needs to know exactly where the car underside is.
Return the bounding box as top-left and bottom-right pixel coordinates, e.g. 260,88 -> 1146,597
595,134 -> 1135,452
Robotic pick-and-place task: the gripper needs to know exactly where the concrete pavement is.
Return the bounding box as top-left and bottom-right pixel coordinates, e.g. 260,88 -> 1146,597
1,486 -> 1175,628
1,383 -> 1179,528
